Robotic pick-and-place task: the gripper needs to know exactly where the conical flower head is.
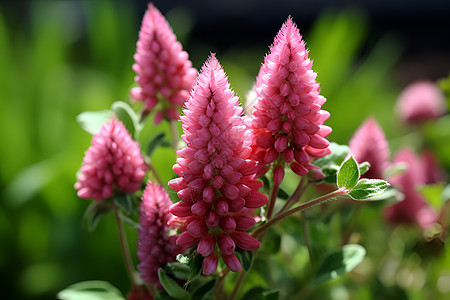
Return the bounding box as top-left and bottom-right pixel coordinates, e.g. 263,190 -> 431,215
349,117 -> 390,179
137,181 -> 180,288
251,17 -> 331,178
384,148 -> 438,228
74,119 -> 147,201
396,81 -> 447,124
168,54 -> 267,274
130,3 -> 197,124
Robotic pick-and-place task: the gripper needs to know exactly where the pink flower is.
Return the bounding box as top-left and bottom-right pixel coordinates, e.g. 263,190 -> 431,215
384,148 -> 438,228
396,81 -> 447,124
251,17 -> 331,179
349,117 -> 390,179
130,3 -> 197,124
137,181 -> 180,288
168,54 -> 267,274
75,119 -> 147,201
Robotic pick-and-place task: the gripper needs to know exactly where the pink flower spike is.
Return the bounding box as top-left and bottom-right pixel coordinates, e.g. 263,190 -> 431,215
349,117 -> 390,179
75,119 -> 147,201
251,17 -> 331,177
396,81 -> 447,124
168,54 -> 267,274
137,181 -> 180,288
131,3 -> 197,123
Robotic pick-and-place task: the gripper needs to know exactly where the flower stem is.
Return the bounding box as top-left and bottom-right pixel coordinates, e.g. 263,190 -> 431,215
301,211 -> 313,267
170,119 -> 179,151
114,207 -> 136,286
228,271 -> 246,300
144,157 -> 163,186
253,188 -> 349,239
277,178 -> 308,215
266,178 -> 280,219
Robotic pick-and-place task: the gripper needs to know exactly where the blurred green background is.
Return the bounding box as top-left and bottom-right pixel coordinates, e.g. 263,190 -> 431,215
0,0 -> 449,299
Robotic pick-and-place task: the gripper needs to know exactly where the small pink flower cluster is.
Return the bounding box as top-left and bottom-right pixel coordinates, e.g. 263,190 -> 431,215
75,119 -> 147,201
130,3 -> 197,124
251,17 -> 331,180
138,181 -> 180,288
396,81 -> 447,124
169,55 -> 267,274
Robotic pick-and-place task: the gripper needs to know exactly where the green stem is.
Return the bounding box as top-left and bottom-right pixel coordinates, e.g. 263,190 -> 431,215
114,207 -> 136,286
144,157 -> 163,186
170,119 -> 179,151
253,188 -> 349,239
277,178 -> 308,215
301,211 -> 313,268
266,178 -> 280,219
228,271 -> 246,300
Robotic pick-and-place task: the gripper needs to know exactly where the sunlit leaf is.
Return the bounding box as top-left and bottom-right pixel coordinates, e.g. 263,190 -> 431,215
312,244 -> 366,285
337,156 -> 360,189
76,110 -> 112,135
57,280 -> 124,300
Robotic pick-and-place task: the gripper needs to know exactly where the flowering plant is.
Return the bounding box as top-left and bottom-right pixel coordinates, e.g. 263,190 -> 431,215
56,3 -> 450,300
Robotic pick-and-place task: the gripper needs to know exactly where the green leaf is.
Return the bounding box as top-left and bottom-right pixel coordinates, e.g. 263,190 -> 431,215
383,162 -> 407,178
240,287 -> 279,300
84,201 -> 112,231
113,194 -> 132,215
313,244 -> 366,286
147,132 -> 167,156
191,278 -> 217,300
419,184 -> 446,210
189,254 -> 204,280
118,213 -> 140,229
76,110 -> 112,135
365,187 -> 403,203
165,262 -> 190,281
261,227 -> 281,254
111,101 -> 139,138
349,179 -> 390,200
442,184 -> 450,202
358,161 -> 370,176
235,248 -> 253,271
158,268 -> 189,299
312,143 -> 350,184
337,156 -> 360,189
57,280 -> 124,300
277,187 -> 289,200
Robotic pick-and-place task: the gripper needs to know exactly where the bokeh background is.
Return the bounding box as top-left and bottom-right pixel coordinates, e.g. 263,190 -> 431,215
0,0 -> 449,299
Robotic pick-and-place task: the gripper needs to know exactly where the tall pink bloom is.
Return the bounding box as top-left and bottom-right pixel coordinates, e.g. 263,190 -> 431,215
75,119 -> 147,201
384,148 -> 438,228
396,81 -> 447,124
137,181 -> 180,289
349,117 -> 390,179
251,17 -> 331,179
168,55 -> 267,275
130,3 -> 197,124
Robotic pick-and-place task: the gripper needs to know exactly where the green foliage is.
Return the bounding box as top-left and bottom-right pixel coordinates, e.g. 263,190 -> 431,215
158,268 -> 190,299
111,101 -> 140,138
312,244 -> 366,285
76,110 -> 113,135
349,179 -> 391,201
337,156 -> 360,189
57,281 -> 125,300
